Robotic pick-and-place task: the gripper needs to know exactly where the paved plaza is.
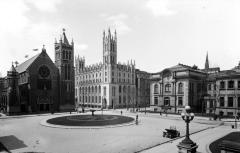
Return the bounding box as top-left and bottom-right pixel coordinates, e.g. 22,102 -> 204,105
0,110 -> 229,153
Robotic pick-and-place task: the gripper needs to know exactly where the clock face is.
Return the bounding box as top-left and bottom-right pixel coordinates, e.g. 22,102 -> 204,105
39,65 -> 50,78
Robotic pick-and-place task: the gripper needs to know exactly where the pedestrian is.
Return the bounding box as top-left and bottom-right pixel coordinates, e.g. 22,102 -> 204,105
136,115 -> 138,125
160,111 -> 162,116
121,110 -> 123,115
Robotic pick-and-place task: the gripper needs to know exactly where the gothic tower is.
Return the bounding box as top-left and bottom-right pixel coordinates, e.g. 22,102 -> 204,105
55,29 -> 75,111
103,28 -> 117,65
205,52 -> 209,69
7,64 -> 20,114
102,28 -> 117,85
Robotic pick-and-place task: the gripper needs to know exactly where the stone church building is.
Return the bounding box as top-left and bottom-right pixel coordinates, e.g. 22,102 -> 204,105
0,30 -> 75,115
75,29 -> 136,109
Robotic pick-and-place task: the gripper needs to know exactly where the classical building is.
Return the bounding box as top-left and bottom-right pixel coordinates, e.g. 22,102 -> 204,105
150,52 -> 240,117
75,29 -> 136,109
150,64 -> 207,113
0,30 -> 75,115
204,61 -> 240,116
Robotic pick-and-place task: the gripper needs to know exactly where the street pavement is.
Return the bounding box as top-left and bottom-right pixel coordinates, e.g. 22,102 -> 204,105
0,110 -> 226,153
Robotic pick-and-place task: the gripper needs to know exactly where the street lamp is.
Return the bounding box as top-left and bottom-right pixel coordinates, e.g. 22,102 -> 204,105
177,105 -> 198,153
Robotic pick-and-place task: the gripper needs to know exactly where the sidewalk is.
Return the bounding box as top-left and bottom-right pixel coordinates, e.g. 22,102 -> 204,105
139,125 -> 235,153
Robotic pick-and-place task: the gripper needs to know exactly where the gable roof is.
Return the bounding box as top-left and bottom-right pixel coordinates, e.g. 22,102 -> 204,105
15,53 -> 40,74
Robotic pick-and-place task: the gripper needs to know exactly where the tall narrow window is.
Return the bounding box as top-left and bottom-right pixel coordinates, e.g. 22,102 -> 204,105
104,87 -> 106,96
238,97 -> 240,108
228,80 -> 234,89
178,97 -> 183,106
228,97 -> 233,107
220,97 -> 224,107
154,84 -> 159,94
165,84 -> 171,92
119,96 -> 121,104
220,81 -> 225,89
208,84 -> 211,91
178,83 -> 183,93
154,97 -> 158,105
164,97 -> 170,106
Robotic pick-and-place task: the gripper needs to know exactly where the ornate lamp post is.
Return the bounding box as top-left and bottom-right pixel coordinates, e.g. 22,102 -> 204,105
177,105 -> 198,153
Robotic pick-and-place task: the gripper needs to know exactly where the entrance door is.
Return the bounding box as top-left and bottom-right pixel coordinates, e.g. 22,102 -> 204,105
40,104 -> 44,111
21,104 -> 26,112
45,104 -> 50,111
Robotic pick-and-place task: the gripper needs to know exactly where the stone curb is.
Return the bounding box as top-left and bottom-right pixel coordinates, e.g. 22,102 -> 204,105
40,114 -> 137,129
135,123 -> 223,153
205,128 -> 240,153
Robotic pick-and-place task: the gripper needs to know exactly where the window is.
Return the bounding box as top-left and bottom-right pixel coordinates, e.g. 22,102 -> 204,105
154,97 -> 158,105
220,97 -> 225,107
104,87 -> 106,96
164,97 -> 170,106
178,97 -> 183,106
119,96 -> 121,104
220,81 -> 225,89
228,80 -> 234,89
209,100 -> 213,108
165,84 -> 171,92
112,87 -> 116,96
123,86 -> 126,93
154,84 -> 159,94
214,84 -> 216,90
228,97 -> 233,107
208,84 -> 211,90
227,112 -> 233,116
178,83 -> 183,93
238,97 -> 240,108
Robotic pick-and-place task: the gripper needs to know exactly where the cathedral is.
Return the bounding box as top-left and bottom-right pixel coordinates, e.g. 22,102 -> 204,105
0,30 -> 75,115
75,29 -> 136,109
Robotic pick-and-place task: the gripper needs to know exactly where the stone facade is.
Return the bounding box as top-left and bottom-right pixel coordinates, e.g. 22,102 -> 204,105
150,64 -> 207,113
75,29 -> 136,109
136,69 -> 150,108
55,30 -> 75,111
205,64 -> 240,116
0,30 -> 75,115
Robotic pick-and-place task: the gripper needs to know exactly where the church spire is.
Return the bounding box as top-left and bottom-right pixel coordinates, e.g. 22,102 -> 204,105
62,28 -> 69,45
205,52 -> 209,69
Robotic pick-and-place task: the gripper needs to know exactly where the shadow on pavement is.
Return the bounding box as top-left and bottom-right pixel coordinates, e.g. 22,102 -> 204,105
0,135 -> 27,151
0,141 -> 10,152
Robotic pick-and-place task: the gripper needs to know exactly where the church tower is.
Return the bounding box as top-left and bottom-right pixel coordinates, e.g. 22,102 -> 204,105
205,52 -> 209,69
103,28 -> 117,65
55,29 -> 75,111
7,64 -> 20,114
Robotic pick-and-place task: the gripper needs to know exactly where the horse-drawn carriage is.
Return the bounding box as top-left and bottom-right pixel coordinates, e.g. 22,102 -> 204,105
163,126 -> 180,139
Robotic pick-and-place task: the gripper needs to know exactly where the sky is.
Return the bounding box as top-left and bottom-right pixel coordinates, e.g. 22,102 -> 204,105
1,0 -> 240,76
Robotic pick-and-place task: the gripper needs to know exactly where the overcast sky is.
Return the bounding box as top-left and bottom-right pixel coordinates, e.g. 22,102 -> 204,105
1,0 -> 240,76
